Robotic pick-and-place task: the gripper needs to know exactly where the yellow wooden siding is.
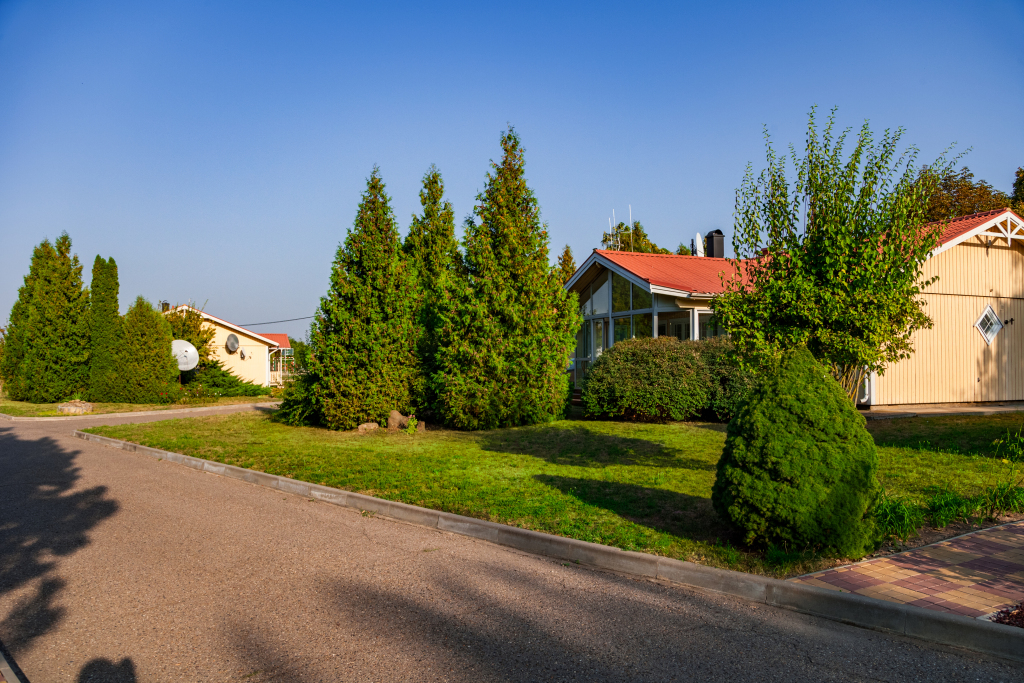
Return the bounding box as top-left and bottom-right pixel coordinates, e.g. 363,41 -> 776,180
208,323 -> 272,387
877,235 -> 1024,405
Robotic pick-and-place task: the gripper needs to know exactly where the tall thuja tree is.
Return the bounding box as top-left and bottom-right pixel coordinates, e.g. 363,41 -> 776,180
715,108 -> 955,400
16,234 -> 91,402
0,240 -> 51,399
308,168 -> 418,429
556,245 -> 576,284
88,256 -> 121,401
434,128 -> 581,430
403,165 -> 460,412
109,296 -> 178,403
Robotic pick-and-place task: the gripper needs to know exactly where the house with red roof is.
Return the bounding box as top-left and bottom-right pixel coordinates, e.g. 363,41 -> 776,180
565,208 -> 1024,407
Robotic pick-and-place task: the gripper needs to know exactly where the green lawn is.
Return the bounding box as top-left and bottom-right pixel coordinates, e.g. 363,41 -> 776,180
0,395 -> 274,417
84,410 -> 1022,577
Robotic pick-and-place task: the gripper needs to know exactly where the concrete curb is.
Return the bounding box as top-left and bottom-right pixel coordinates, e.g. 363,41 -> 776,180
0,641 -> 23,683
0,402 -> 278,422
73,430 -> 1024,663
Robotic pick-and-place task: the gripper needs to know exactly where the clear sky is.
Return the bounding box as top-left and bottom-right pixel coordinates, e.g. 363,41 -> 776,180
1,0 -> 1022,339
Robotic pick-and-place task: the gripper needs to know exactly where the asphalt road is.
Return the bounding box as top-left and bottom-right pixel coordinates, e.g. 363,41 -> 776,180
0,408 -> 1020,682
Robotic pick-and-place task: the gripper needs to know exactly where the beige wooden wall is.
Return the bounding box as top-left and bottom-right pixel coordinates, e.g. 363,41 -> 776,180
876,234 -> 1024,405
207,323 -> 272,387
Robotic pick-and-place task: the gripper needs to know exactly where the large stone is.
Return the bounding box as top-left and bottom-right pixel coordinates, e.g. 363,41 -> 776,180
357,422 -> 379,434
387,410 -> 408,431
415,420 -> 426,433
58,400 -> 94,415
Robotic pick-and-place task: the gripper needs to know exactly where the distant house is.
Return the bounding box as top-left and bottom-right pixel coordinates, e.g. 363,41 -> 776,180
167,306 -> 285,387
563,249 -> 735,384
261,333 -> 294,387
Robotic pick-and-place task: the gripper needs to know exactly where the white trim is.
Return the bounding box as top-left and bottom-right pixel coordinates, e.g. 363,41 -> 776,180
975,305 -> 1003,346
167,305 -> 281,348
931,210 -> 1024,257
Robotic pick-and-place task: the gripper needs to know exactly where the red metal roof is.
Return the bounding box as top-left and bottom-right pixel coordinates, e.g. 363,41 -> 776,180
929,208 -> 1022,246
261,333 -> 291,349
595,249 -> 739,294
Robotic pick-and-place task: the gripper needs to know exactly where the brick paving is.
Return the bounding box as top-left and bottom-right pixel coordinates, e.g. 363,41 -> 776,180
792,521 -> 1024,619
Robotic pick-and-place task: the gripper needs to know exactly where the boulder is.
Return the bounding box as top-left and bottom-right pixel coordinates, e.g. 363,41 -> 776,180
416,420 -> 426,433
387,410 -> 409,431
357,422 -> 379,434
58,400 -> 94,415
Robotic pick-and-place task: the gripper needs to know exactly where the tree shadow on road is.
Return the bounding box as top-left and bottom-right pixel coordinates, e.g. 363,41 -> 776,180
0,427 -> 119,660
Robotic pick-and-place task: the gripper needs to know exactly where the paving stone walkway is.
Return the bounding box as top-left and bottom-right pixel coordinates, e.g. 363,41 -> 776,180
793,521 -> 1024,619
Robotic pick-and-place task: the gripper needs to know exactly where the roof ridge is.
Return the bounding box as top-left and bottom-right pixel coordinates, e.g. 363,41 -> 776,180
924,207 -> 1013,228
596,249 -> 732,261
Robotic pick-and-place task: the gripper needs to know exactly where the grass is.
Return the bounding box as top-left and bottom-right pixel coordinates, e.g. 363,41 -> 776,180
0,395 -> 274,417
83,410 -> 1024,578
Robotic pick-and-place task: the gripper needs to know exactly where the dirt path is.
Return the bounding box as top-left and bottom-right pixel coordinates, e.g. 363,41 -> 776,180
0,412 -> 1019,681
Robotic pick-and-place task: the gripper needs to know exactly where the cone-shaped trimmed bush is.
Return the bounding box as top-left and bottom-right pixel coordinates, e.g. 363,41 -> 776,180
109,296 -> 179,403
712,347 -> 881,558
88,256 -> 121,402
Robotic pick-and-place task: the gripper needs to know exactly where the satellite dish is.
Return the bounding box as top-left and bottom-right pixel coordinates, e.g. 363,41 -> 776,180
226,334 -> 239,353
695,233 -> 705,257
171,340 -> 200,371
239,348 -> 247,360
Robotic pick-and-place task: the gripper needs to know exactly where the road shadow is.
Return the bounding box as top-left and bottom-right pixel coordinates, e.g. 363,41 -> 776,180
77,657 -> 136,682
0,426 -> 119,658
533,474 -> 734,542
478,424 -> 713,469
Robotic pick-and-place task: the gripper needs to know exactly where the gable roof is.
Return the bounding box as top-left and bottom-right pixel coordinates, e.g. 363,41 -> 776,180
167,305 -> 280,348
566,249 -> 740,297
261,333 -> 291,349
930,208 -> 1024,256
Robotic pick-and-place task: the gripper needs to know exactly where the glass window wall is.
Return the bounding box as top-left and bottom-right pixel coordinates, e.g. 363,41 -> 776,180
592,277 -> 609,315
613,317 -> 631,343
631,283 -> 652,310
578,286 -> 591,316
698,312 -> 723,339
632,313 -> 652,338
612,273 -> 631,312
658,311 -> 692,340
594,320 -> 606,356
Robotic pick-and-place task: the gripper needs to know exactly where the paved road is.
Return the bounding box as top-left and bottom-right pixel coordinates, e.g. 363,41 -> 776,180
0,410 -> 1020,682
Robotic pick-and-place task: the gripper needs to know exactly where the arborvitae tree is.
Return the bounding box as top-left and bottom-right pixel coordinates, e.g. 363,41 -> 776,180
403,165 -> 460,412
307,168 -> 418,430
88,256 -> 121,401
434,128 -> 581,430
166,304 -> 216,364
109,296 -> 178,403
0,241 -> 49,399
13,234 -> 91,402
556,245 -> 576,284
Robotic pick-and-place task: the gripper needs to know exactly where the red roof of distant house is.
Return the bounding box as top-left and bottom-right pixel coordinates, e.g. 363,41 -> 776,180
261,334 -> 291,349
928,208 -> 1023,246
595,250 -> 740,295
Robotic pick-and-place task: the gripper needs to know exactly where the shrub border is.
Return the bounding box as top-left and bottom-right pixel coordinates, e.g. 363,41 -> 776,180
72,429 -> 1024,664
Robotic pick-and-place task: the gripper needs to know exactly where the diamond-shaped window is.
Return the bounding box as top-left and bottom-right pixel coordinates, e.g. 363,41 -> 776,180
975,306 -> 1003,345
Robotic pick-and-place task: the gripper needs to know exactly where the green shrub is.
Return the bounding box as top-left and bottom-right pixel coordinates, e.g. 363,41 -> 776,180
582,337 -> 708,422
712,347 -> 881,559
185,359 -> 269,397
275,373 -> 321,426
108,296 -> 179,404
88,255 -> 121,402
691,337 -> 757,421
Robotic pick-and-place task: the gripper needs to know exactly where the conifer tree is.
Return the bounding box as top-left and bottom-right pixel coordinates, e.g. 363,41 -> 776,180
88,255 -> 121,401
11,234 -> 91,402
109,296 -> 178,403
0,240 -> 49,399
403,165 -> 459,411
308,168 -> 418,429
434,128 -> 581,430
556,245 -> 576,284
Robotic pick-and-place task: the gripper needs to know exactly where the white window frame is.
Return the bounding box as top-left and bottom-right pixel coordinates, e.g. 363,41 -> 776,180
975,305 -> 1003,345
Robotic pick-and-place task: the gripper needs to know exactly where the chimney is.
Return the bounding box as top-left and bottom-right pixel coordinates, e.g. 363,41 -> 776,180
705,230 -> 725,258
160,301 -> 170,313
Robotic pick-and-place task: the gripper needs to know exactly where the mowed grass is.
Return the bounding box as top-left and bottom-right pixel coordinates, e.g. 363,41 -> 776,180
85,410 -> 1024,577
0,396 -> 273,417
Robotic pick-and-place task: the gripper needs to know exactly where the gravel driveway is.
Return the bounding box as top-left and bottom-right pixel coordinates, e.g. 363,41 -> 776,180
0,408 -> 1019,682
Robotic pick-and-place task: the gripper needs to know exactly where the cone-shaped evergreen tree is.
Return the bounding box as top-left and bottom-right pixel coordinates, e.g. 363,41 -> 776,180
88,255 -> 121,401
433,128 -> 581,430
403,165 -> 460,412
0,240 -> 50,399
9,234 -> 91,402
109,296 -> 178,403
556,245 -> 576,284
308,168 -> 418,429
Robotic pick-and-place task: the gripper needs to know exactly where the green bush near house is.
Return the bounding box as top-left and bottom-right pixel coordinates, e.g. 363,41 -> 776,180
582,336 -> 709,422
691,336 -> 756,422
712,347 -> 881,559
107,296 -> 179,404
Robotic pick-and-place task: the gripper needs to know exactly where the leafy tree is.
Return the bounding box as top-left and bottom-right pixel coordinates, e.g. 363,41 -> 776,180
433,128 -> 581,430
88,256 -> 121,401
556,245 -> 576,283
675,243 -> 692,256
4,234 -> 91,402
715,108 -> 954,400
288,336 -> 310,371
109,296 -> 178,403
601,220 -> 670,253
712,347 -> 881,559
1012,166 -> 1024,216
920,166 -> 1011,222
403,165 -> 459,412
307,168 -> 418,430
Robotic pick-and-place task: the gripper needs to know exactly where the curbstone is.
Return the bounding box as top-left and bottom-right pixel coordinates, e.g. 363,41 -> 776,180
0,402 -> 278,423
72,429 -> 1024,663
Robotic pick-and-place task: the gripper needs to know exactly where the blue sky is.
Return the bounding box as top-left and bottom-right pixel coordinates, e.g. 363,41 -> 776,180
1,1 -> 1022,339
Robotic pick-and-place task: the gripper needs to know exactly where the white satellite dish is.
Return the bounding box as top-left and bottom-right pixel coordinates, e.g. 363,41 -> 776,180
225,334 -> 239,353
171,340 -> 200,371
695,233 -> 705,257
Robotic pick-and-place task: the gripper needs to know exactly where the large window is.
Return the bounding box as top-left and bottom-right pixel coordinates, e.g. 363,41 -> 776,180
578,286 -> 591,316
612,273 -> 631,312
614,317 -> 631,343
631,283 -> 652,310
594,320 -> 606,356
658,311 -> 692,340
592,278 -> 609,315
632,313 -> 652,338
698,312 -> 723,339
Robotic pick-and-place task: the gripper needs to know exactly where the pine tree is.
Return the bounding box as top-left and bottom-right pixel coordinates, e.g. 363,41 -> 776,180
403,165 -> 460,412
14,234 -> 91,402
434,128 -> 581,430
0,240 -> 50,399
556,245 -> 576,284
308,168 -> 418,430
88,256 -> 121,401
109,296 -> 178,403
1012,166 -> 1024,216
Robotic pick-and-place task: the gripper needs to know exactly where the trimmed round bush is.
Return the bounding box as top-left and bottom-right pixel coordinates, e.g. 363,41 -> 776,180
711,347 -> 881,558
581,336 -> 709,422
